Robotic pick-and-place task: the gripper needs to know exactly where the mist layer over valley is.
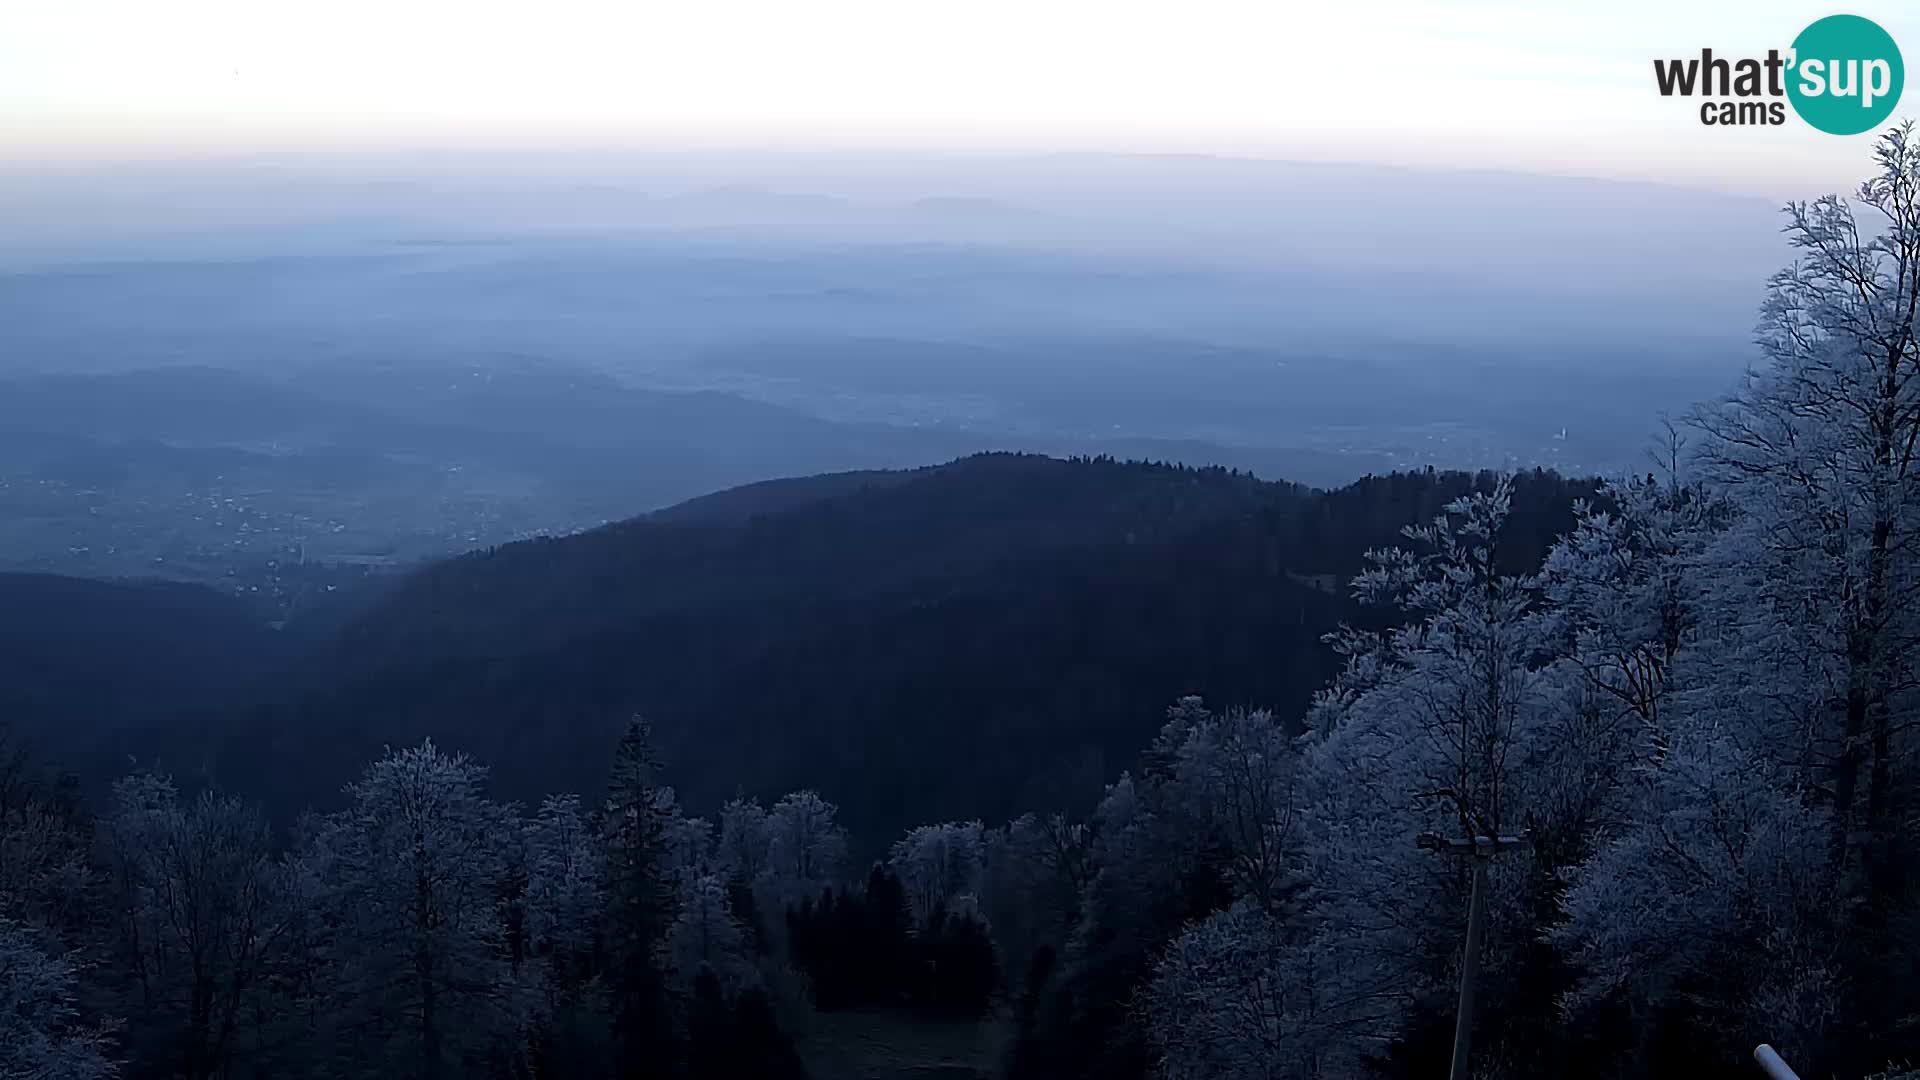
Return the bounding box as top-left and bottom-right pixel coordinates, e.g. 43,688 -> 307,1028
0,150 -> 1770,589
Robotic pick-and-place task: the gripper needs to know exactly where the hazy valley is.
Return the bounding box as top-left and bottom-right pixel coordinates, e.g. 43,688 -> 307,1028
0,151 -> 1772,597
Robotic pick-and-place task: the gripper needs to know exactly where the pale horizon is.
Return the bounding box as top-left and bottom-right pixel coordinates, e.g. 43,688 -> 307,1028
5,0 -> 1917,199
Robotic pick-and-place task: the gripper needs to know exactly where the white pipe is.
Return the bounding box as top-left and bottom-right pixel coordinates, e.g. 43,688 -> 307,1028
1754,1044 -> 1801,1080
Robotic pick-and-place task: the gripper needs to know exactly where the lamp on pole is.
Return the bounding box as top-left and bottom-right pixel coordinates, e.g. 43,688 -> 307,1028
1417,829 -> 1528,1080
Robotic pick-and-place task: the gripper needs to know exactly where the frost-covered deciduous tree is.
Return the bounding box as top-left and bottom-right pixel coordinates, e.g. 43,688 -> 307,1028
0,730 -> 91,939
1553,723 -> 1839,1068
1542,444 -> 1729,759
0,763 -> 104,1078
0,918 -> 117,1080
1527,462 -> 1733,877
1550,126 -> 1920,1075
1139,705 -> 1322,1080
520,792 -> 609,1078
762,791 -> 847,906
1334,479 -> 1558,845
666,873 -> 752,993
1078,744 -> 1225,972
888,821 -> 985,926
716,798 -> 770,887
982,812 -> 1090,988
1143,900 -> 1308,1080
1009,773 -> 1168,1080
102,775 -> 295,1080
305,742 -> 528,1080
1166,708 -> 1302,914
1145,479 -> 1574,1080
666,813 -> 715,881
1543,455 -> 1851,1072
524,794 -> 601,972
1689,121 -> 1920,890
1020,702 -> 1244,1080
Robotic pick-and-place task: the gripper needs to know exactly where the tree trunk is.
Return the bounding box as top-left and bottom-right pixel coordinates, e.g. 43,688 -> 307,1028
417,863 -> 441,1080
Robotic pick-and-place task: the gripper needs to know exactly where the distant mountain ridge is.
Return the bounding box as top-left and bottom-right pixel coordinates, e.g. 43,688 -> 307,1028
642,468 -> 913,526
131,456 -> 1589,842
316,453 -> 1297,669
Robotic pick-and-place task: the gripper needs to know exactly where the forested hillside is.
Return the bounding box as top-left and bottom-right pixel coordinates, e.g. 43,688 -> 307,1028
0,573 -> 287,762
105,454 -> 1589,843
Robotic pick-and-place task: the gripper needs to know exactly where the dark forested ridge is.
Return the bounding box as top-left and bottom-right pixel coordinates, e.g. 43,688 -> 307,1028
0,455 -> 1589,842
326,452 -> 1302,668
111,455 -> 1584,843
640,467 -> 913,527
0,573 -> 287,762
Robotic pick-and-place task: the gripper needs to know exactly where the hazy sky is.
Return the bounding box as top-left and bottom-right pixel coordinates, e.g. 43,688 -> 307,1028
3,0 -> 1915,195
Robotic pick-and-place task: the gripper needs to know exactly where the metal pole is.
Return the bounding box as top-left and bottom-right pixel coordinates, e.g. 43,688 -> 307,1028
1447,844 -> 1490,1080
1753,1045 -> 1801,1080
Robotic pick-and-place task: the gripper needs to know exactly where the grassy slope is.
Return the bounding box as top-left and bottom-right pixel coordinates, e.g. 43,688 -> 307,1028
796,1009 -> 1008,1080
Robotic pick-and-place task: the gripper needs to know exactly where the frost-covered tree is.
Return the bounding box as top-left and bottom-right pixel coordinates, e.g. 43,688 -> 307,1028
1329,478 -> 1559,845
665,874 -> 752,993
888,821 -> 986,926
666,813 -> 715,881
1563,125 -> 1920,1075
1542,440 -> 1729,759
1554,722 -> 1838,1069
0,752 -> 105,1077
525,794 -> 602,972
0,918 -> 117,1080
716,798 -> 770,887
0,730 -> 91,938
1015,701 -> 1243,1080
304,742 -> 529,1080
0,806 -> 88,937
982,812 -> 1091,993
1523,459 -> 1737,887
1137,705 -> 1321,1080
520,793 -> 610,1078
1142,900 -> 1304,1080
1144,480 -> 1575,1080
762,791 -> 846,906
1165,707 -> 1302,914
1689,121 -> 1920,890
102,775 -> 295,1080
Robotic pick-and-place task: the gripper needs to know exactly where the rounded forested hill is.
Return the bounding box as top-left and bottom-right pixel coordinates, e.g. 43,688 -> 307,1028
0,573 -> 288,772
322,454 -> 1298,665
126,455 -> 1592,846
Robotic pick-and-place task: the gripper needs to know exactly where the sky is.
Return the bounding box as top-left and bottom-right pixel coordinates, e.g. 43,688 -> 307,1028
2,0 -> 1916,196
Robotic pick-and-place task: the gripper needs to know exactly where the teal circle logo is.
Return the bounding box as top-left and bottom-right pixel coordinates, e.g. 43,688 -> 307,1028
1787,15 -> 1904,135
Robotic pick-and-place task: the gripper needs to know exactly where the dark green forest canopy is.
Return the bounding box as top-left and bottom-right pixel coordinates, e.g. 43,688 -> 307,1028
2,454 -> 1593,845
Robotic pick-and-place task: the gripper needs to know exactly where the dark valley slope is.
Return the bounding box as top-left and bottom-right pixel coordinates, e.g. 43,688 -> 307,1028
100,455 -> 1590,845
0,573 -> 288,773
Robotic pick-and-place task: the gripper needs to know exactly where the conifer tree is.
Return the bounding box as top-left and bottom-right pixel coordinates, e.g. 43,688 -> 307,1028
598,717 -> 681,1079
